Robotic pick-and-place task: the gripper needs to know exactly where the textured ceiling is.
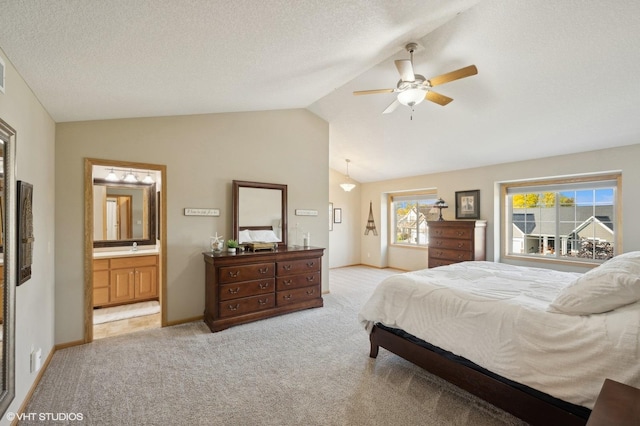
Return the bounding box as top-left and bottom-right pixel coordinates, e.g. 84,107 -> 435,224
1,0 -> 640,183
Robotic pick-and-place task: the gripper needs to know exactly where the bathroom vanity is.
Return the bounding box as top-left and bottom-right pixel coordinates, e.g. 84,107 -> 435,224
93,252 -> 159,307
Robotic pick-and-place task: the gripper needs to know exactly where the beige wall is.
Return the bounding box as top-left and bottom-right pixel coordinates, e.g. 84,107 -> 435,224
328,168 -> 361,268
55,110 -> 329,344
0,49 -> 56,421
361,143 -> 640,273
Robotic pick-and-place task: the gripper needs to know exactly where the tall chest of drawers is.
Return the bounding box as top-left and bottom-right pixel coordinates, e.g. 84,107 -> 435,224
203,247 -> 324,332
428,220 -> 486,268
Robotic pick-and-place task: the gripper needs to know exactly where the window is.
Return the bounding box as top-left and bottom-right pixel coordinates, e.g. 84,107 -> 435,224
502,174 -> 620,263
390,191 -> 439,246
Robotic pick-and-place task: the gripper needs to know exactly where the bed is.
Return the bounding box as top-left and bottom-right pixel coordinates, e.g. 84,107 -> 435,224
359,253 -> 640,425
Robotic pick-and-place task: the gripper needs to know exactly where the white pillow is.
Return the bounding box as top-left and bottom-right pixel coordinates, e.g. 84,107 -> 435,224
548,251 -> 640,315
238,229 -> 252,243
249,229 -> 280,243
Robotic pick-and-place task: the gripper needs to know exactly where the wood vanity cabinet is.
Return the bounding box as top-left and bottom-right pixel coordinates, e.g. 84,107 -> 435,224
203,247 -> 324,332
428,220 -> 486,267
93,254 -> 158,307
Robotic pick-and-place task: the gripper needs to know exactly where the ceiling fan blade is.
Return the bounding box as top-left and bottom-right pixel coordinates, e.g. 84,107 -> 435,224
395,59 -> 415,82
428,65 -> 478,87
353,88 -> 394,96
425,91 -> 453,106
382,99 -> 400,114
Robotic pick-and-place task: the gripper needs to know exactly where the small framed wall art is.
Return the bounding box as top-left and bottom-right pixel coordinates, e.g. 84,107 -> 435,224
333,208 -> 342,224
455,190 -> 480,219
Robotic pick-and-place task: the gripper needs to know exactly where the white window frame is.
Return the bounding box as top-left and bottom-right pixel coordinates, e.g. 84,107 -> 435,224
389,190 -> 438,248
501,173 -> 621,265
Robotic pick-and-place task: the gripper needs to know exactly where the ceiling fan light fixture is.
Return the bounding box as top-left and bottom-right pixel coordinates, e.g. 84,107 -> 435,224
397,88 -> 426,107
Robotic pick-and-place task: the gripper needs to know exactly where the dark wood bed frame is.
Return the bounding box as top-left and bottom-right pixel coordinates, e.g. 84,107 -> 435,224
369,324 -> 589,426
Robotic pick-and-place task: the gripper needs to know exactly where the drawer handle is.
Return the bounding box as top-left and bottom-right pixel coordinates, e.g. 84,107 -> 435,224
306,275 -> 315,282
258,298 -> 269,305
228,271 -> 240,278
306,261 -> 315,267
259,267 -> 269,274
436,241 -> 443,246
283,264 -> 292,271
435,230 -> 442,236
306,289 -> 315,295
227,304 -> 240,311
457,243 -> 464,248
228,287 -> 240,294
283,294 -> 292,300
456,231 -> 464,236
457,254 -> 464,259
437,251 -> 443,256
258,282 -> 270,289
283,279 -> 293,286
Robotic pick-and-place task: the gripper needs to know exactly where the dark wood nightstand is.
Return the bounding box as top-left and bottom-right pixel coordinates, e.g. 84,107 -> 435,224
586,379 -> 640,426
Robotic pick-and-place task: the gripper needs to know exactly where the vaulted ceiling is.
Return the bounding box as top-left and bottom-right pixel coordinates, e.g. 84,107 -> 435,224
1,0 -> 639,182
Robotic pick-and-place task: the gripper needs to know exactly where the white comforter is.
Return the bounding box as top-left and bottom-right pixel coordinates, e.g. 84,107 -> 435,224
358,261 -> 640,409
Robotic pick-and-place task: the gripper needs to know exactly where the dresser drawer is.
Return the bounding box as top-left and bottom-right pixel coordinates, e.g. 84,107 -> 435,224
218,294 -> 275,318
219,278 -> 274,301
219,262 -> 275,284
276,272 -> 320,291
277,285 -> 320,306
277,257 -> 321,276
428,258 -> 457,268
429,248 -> 473,262
430,226 -> 473,240
429,238 -> 472,251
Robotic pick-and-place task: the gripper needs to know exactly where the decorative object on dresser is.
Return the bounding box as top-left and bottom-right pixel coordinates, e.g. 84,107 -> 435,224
428,220 -> 486,268
203,246 -> 324,332
455,189 -> 480,219
432,197 -> 448,221
93,255 -> 159,307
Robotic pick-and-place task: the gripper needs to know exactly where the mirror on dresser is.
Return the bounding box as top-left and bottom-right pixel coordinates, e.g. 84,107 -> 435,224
92,177 -> 157,248
232,180 -> 288,248
0,118 -> 17,414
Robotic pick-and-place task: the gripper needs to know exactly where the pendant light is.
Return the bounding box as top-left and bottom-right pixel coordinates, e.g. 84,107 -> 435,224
340,159 -> 356,192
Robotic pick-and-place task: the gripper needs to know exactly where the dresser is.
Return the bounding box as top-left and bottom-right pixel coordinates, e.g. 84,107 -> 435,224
93,254 -> 159,307
428,220 -> 486,267
203,246 -> 324,332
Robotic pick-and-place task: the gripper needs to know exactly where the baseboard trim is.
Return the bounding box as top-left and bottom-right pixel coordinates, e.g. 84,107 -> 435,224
55,339 -> 86,350
11,346 -> 56,426
165,315 -> 203,327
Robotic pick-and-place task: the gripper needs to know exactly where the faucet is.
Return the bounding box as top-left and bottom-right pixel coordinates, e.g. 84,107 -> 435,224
132,242 -> 138,252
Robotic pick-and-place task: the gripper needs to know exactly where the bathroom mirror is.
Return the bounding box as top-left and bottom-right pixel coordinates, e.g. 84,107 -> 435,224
0,118 -> 17,415
93,179 -> 156,248
232,180 -> 287,248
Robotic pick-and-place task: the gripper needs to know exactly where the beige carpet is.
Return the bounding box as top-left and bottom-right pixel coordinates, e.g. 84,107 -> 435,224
23,266 -> 526,425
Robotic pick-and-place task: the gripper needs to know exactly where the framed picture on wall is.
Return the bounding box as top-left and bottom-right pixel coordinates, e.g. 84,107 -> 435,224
329,202 -> 333,231
333,208 -> 342,224
17,180 -> 34,285
455,189 -> 480,219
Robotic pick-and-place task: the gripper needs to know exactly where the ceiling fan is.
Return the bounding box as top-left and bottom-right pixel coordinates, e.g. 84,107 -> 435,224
353,43 -> 478,115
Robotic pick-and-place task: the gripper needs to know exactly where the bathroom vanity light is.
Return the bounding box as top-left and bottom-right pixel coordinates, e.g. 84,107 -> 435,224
103,167 -> 155,184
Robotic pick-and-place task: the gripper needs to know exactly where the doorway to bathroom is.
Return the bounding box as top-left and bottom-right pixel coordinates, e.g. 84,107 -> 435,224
84,158 -> 167,342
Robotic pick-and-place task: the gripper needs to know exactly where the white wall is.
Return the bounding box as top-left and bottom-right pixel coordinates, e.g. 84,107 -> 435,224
361,143 -> 640,273
0,49 -> 56,423
55,110 -> 329,344
328,168 -> 361,268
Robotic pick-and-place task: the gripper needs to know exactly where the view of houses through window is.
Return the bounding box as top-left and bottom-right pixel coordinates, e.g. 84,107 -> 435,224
504,175 -> 619,263
390,192 -> 439,246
